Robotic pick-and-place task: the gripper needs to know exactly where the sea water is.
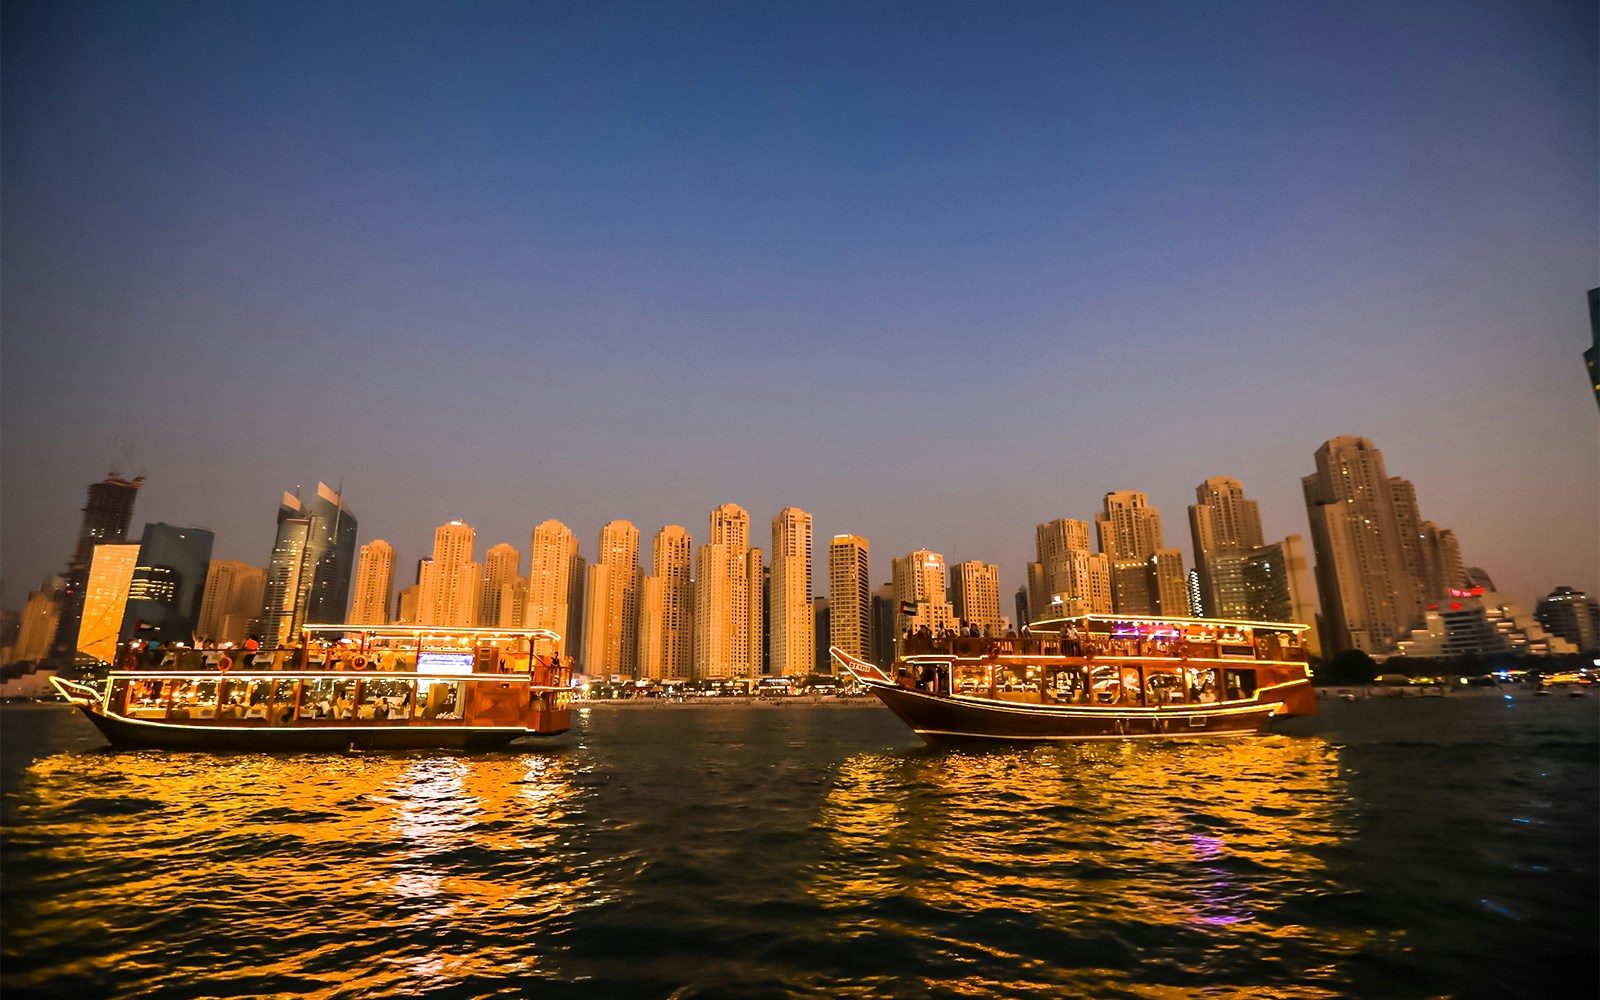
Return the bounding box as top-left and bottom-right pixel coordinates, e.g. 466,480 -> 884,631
2,695 -> 1595,999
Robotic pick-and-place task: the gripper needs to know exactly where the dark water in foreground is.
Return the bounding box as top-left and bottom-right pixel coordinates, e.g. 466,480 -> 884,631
2,696 -> 1596,999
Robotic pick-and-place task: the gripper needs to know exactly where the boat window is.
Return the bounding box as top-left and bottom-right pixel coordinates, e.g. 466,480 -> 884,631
993,663 -> 1034,693
359,679 -> 414,720
126,679 -> 170,717
170,678 -> 220,720
297,679 -> 339,720
1047,666 -> 1090,703
1223,669 -> 1256,700
1144,667 -> 1185,705
1119,666 -> 1144,706
218,679 -> 253,720
910,661 -> 952,695
272,680 -> 299,723
418,680 -> 464,720
332,679 -> 359,719
1090,665 -> 1121,704
951,662 -> 989,695
110,679 -> 132,712
1186,667 -> 1219,704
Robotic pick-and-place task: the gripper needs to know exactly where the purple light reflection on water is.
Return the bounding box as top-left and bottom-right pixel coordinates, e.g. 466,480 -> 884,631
1186,833 -> 1255,926
1190,833 -> 1226,861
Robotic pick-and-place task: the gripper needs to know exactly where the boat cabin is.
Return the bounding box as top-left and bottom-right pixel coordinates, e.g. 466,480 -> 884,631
101,625 -> 571,732
896,613 -> 1312,710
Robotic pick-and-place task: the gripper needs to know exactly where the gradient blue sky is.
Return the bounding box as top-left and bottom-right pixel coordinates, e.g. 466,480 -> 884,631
4,1 -> 1596,614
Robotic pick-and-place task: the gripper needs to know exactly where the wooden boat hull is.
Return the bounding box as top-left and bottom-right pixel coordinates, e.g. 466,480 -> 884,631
865,682 -> 1285,745
74,704 -> 558,751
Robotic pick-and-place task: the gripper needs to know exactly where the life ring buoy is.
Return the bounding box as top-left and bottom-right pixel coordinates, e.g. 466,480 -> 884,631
352,655 -> 368,670
218,655 -> 232,674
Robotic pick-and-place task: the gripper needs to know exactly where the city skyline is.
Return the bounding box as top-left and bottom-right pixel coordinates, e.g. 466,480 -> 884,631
2,435 -> 1596,626
3,2 -> 1596,614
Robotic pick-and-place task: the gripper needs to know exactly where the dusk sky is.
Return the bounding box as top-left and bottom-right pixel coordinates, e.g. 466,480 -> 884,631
3,1 -> 1596,615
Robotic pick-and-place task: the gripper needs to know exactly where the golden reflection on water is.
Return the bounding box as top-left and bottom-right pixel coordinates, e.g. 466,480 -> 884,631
814,736 -> 1369,999
7,749 -> 586,997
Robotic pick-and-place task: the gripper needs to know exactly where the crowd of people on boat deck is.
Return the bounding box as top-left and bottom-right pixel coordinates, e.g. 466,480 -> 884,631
900,621 -> 1014,643
117,637 -> 567,675
898,620 -> 1305,662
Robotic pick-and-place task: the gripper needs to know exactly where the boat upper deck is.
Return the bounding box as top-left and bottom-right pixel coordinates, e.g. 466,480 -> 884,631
900,614 -> 1311,664
116,625 -> 569,677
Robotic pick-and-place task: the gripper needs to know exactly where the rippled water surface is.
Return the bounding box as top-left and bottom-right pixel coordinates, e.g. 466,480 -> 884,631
3,696 -> 1596,999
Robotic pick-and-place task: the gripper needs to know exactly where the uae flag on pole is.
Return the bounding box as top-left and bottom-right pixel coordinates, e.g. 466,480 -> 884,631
899,601 -> 916,616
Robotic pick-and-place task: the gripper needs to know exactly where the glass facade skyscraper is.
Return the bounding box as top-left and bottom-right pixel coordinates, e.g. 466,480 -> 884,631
120,523 -> 215,647
256,483 -> 357,644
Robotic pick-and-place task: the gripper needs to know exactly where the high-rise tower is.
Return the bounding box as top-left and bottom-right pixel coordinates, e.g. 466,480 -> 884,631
583,521 -> 640,679
1188,477 -> 1264,618
892,550 -> 956,649
1096,492 -> 1185,616
258,495 -> 311,644
348,540 -> 396,626
121,523 -> 215,647
646,525 -> 693,681
196,560 -> 267,644
478,543 -> 522,627
419,521 -> 479,627
1302,436 -> 1419,654
47,472 -> 143,665
694,504 -> 763,680
951,561 -> 1003,635
828,534 -> 871,663
256,483 -> 357,644
1029,518 -> 1112,621
528,520 -> 581,655
769,508 -> 814,677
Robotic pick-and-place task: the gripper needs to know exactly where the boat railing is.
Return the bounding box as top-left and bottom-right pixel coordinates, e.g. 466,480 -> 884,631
899,634 -> 1308,663
112,645 -> 572,676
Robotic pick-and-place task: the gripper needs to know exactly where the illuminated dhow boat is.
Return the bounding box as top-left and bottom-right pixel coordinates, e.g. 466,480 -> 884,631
831,614 -> 1316,746
50,625 -> 574,751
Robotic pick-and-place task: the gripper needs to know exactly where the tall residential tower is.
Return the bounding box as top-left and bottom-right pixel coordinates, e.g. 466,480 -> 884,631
1188,477 -> 1264,619
348,540 -> 396,626
694,503 -> 763,679
769,508 -> 814,677
828,534 -> 871,664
